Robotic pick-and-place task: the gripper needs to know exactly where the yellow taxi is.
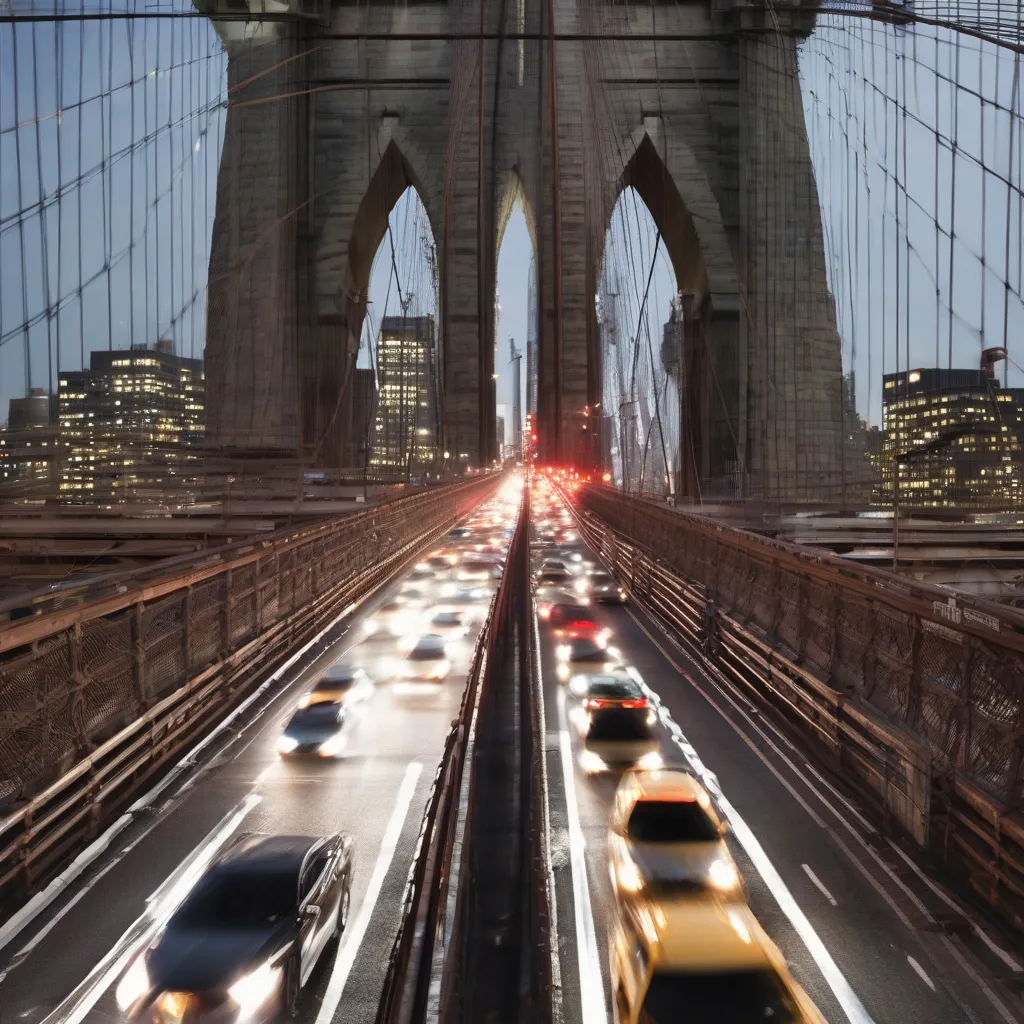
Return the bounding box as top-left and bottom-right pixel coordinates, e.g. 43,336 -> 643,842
610,897 -> 827,1024
609,769 -> 742,901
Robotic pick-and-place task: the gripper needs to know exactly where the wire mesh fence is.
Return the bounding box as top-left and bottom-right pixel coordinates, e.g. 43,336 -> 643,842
579,484 -> 1024,806
0,475 -> 496,809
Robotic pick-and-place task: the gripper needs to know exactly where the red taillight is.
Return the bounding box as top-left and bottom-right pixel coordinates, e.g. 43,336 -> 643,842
620,698 -> 647,709
569,621 -> 596,631
584,698 -> 609,709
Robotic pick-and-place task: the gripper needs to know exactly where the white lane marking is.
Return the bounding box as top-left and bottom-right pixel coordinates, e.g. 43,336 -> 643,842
0,816 -> 132,956
314,761 -> 423,1024
532,598 -> 564,1021
907,956 -> 936,992
0,596 -> 365,963
886,841 -> 1023,973
556,687 -> 609,1024
802,864 -> 838,907
619,657 -> 874,1024
43,794 -> 261,1024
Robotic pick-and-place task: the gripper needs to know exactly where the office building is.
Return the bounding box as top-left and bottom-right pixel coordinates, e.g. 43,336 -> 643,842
0,388 -> 60,496
526,261 -> 538,417
350,367 -> 378,469
59,339 -> 205,502
881,367 -> 1024,508
496,412 -> 506,462
370,316 -> 437,475
509,338 -> 523,462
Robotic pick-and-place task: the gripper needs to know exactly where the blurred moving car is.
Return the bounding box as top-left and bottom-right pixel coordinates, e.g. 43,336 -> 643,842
609,769 -> 740,900
276,704 -> 347,758
534,566 -> 574,590
536,587 -> 582,618
397,634 -> 451,680
556,635 -> 621,681
297,664 -> 373,708
429,610 -> 469,640
548,603 -> 610,642
365,599 -> 415,638
115,833 -> 353,1022
609,897 -> 826,1024
576,569 -> 627,604
567,673 -> 660,772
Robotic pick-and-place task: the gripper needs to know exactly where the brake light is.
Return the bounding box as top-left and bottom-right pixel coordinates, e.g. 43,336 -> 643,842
620,698 -> 647,709
584,698 -> 609,709
569,621 -> 596,631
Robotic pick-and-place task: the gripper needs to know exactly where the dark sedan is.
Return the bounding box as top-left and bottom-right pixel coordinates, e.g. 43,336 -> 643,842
116,833 -> 352,1022
276,704 -> 347,758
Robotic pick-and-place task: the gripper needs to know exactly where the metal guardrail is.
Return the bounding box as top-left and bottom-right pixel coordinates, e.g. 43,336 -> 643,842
0,476 -> 500,910
570,487 -> 1024,935
377,481 -> 553,1024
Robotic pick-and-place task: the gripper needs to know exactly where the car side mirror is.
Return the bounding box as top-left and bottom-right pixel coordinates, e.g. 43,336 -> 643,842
301,904 -> 320,920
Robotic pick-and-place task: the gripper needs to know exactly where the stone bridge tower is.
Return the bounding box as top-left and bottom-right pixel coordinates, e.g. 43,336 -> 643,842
197,0 -> 843,501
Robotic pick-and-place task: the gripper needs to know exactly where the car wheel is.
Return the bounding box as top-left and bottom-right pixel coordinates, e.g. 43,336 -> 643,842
284,955 -> 300,1019
335,883 -> 351,938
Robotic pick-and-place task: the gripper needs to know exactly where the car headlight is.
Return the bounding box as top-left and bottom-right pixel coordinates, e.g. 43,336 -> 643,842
228,962 -> 282,1012
296,693 -> 312,709
363,619 -> 379,635
615,855 -> 645,894
276,735 -> 299,755
708,858 -> 741,892
636,751 -> 663,770
578,750 -> 607,774
115,953 -> 151,1011
318,732 -> 346,757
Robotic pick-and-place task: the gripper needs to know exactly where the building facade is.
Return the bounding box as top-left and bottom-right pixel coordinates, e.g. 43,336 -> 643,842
0,389 -> 60,497
370,316 -> 437,476
881,367 -> 1024,509
59,340 -> 205,502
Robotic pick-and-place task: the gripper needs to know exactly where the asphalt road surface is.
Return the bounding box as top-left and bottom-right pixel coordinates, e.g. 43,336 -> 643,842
534,480 -> 1024,1024
0,480 -> 523,1024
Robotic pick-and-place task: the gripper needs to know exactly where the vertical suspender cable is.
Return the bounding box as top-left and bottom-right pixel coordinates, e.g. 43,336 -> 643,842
547,0 -> 564,461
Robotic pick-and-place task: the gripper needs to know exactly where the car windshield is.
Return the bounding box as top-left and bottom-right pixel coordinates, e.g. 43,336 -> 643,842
588,710 -> 652,741
317,669 -> 355,689
552,605 -> 593,623
432,613 -> 461,626
173,867 -> 297,929
591,573 -> 614,584
587,678 -> 641,700
289,705 -> 343,728
567,639 -> 605,660
639,969 -> 799,1024
539,570 -> 570,583
409,639 -> 445,660
627,800 -> 719,843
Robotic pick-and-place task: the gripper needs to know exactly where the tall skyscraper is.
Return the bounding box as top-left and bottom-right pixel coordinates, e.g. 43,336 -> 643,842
371,315 -> 437,476
351,367 -> 378,469
58,340 -> 204,502
509,338 -> 523,461
0,388 -> 59,496
526,260 -> 538,417
881,366 -> 1024,508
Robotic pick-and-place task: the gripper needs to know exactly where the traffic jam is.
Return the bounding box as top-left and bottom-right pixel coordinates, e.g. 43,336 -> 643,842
106,477 -> 524,1024
531,474 -> 827,1024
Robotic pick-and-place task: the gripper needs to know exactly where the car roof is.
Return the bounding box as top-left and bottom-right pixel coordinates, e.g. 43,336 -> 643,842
412,633 -> 445,649
218,833 -> 323,873
320,664 -> 361,683
636,900 -> 776,971
622,768 -> 708,803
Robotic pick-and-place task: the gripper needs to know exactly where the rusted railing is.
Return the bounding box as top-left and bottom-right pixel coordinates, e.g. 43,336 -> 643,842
572,485 -> 1024,934
0,475 -> 499,906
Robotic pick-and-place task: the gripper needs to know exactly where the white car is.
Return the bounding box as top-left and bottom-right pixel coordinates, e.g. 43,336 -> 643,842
429,610 -> 469,639
396,634 -> 451,681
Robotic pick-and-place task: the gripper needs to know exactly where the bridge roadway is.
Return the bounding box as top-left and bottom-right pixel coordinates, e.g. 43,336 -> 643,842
536,484 -> 1024,1024
0,489 -> 517,1024
0,479 -> 1021,1024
